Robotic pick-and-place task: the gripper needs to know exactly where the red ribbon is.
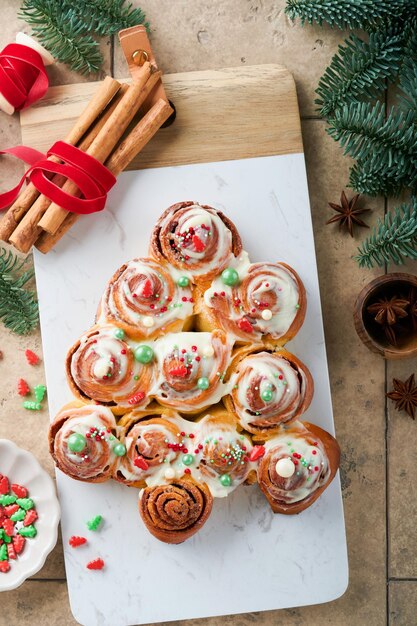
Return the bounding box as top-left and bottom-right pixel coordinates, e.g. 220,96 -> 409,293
0,43 -> 49,110
0,141 -> 116,214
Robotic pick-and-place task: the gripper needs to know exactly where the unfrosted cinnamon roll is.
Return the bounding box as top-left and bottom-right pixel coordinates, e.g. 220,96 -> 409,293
194,407 -> 256,497
224,345 -> 313,438
139,478 -> 213,543
114,406 -> 187,488
149,201 -> 242,285
96,257 -> 194,340
66,325 -> 157,413
152,330 -> 234,413
196,252 -> 306,346
49,403 -> 121,482
257,421 -> 340,514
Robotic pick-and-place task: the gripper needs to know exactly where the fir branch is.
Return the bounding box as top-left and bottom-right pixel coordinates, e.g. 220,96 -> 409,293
285,0 -> 417,31
355,200 -> 417,268
0,248 -> 39,335
19,0 -> 103,74
316,32 -> 403,118
349,158 -> 415,197
62,0 -> 149,37
327,101 -> 417,177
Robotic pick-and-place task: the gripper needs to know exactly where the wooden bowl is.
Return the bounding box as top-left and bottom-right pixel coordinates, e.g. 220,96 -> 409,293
354,273 -> 417,359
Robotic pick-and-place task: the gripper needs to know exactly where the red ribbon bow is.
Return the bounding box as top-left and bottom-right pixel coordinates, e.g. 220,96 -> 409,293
0,141 -> 117,214
0,43 -> 49,110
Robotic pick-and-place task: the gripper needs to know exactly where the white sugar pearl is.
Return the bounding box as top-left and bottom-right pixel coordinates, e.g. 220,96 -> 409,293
93,358 -> 110,379
142,316 -> 155,328
164,468 -> 176,480
275,457 -> 295,478
261,309 -> 273,321
203,345 -> 215,358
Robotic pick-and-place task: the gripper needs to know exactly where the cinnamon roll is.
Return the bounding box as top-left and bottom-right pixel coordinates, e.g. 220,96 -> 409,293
114,405 -> 189,488
139,478 -> 213,543
149,201 -> 242,285
49,403 -> 121,482
96,257 -> 194,340
66,325 -> 157,413
196,252 -> 306,346
194,407 -> 256,497
224,345 -> 314,438
152,330 -> 234,413
257,421 -> 340,514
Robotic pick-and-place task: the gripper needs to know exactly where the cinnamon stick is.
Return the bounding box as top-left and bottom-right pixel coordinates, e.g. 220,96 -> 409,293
8,83 -> 128,254
38,63 -> 155,236
35,98 -> 172,254
0,76 -> 121,243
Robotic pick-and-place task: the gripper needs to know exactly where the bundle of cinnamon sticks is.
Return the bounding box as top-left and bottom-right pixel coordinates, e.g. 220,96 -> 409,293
0,62 -> 173,254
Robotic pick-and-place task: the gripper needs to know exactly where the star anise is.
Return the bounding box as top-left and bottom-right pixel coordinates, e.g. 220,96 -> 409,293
326,191 -> 371,237
386,374 -> 417,420
408,286 -> 417,331
367,296 -> 409,326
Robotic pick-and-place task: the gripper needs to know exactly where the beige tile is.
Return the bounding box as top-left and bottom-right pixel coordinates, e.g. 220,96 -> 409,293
389,581 -> 417,626
112,0 -> 345,118
1,580 -> 76,625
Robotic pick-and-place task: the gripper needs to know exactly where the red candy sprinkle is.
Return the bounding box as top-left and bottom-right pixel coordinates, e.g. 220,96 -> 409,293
184,468 -> 191,474
12,484 -> 27,498
69,536 -> 87,548
86,558 -> 105,571
237,318 -> 253,334
7,544 -> 16,560
0,477 -> 9,495
4,504 -> 19,517
0,561 -> 10,573
189,433 -> 195,439
13,535 -> 25,554
121,349 -> 127,355
24,510 -> 38,526
127,391 -> 145,405
169,365 -> 188,378
25,349 -> 39,365
134,456 -> 149,471
249,445 -> 265,462
312,450 -> 317,455
17,378 -> 30,396
141,279 -> 153,298
192,235 -> 205,252
3,519 -> 14,536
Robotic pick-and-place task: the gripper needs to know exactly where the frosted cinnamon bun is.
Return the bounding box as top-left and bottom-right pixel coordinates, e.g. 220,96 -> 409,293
66,325 -> 157,413
96,257 -> 194,340
139,478 -> 213,543
152,330 -> 234,413
224,345 -> 313,438
149,201 -> 242,285
194,407 -> 256,497
114,406 -> 188,488
196,252 -> 306,346
49,403 -> 121,482
257,421 -> 340,514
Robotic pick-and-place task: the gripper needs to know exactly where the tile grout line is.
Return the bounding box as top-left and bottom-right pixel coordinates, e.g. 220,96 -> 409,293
110,35 -> 115,78
389,577 -> 417,582
384,82 -> 390,626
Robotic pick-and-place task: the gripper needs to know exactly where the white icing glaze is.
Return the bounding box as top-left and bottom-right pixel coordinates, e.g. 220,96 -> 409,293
263,423 -> 330,504
152,332 -> 234,411
204,254 -> 301,340
97,259 -> 194,337
230,352 -> 307,429
161,204 -> 234,276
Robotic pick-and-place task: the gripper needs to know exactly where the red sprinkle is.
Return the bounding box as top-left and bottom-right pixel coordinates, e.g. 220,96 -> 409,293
314,466 -> 319,472
4,504 -> 19,517
134,456 -> 149,470
86,558 -> 105,571
141,279 -> 153,298
25,349 -> 40,365
0,561 -> 10,573
3,518 -> 14,536
192,235 -> 205,252
17,379 -> 30,396
249,445 -> 265,462
127,391 -> 145,405
24,509 -> 38,526
169,365 -> 188,378
312,450 -> 317,455
184,468 -> 191,475
69,536 -> 87,548
189,433 -> 195,439
13,535 -> 25,554
0,477 -> 9,495
7,544 -> 16,560
237,318 -> 254,334
121,349 -> 127,355
195,356 -> 201,362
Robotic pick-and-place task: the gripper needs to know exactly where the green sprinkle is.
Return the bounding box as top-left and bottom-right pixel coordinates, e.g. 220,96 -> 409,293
0,495 -> 16,506
18,525 -> 37,538
23,401 -> 42,411
10,508 -> 26,522
0,544 -> 7,561
16,498 -> 34,511
86,515 -> 103,532
295,304 -> 300,309
34,384 -> 46,403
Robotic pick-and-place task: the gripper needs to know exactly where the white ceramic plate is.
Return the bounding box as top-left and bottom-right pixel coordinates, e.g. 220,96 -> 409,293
0,439 -> 60,591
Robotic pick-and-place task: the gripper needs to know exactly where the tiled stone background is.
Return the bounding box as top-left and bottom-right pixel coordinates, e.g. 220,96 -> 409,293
1,1 -> 416,624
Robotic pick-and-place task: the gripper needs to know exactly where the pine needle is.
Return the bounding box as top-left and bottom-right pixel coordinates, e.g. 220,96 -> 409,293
0,248 -> 39,335
355,201 -> 417,268
64,0 -> 149,36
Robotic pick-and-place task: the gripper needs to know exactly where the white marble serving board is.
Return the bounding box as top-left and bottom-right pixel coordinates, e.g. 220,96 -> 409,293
34,154 -> 348,626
